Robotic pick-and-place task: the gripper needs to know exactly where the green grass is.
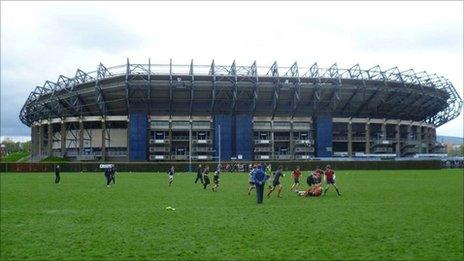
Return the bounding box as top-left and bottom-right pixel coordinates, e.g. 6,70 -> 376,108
0,152 -> 30,162
1,169 -> 463,260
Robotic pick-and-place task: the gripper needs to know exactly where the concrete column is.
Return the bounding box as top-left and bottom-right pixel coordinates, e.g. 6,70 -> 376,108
168,125 -> 173,161
189,123 -> 192,169
381,122 -> 387,140
126,118 -> 130,161
425,127 -> 430,153
47,123 -> 53,157
347,122 -> 353,157
365,122 -> 370,154
395,123 -> 400,156
31,126 -> 37,159
38,124 -> 43,158
60,122 -> 66,157
101,119 -> 106,162
407,124 -> 412,142
271,127 -> 275,160
417,126 -> 422,153
289,122 -> 294,160
79,120 -> 84,156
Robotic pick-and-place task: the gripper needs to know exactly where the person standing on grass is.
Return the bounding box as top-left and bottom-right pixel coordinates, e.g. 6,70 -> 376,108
195,164 -> 203,184
202,165 -> 211,189
290,166 -> 301,191
212,170 -> 220,192
267,165 -> 284,198
110,165 -> 117,184
168,165 -> 175,187
247,164 -> 257,195
323,165 -> 341,196
54,165 -> 61,184
104,166 -> 112,188
252,164 -> 268,204
266,163 -> 272,189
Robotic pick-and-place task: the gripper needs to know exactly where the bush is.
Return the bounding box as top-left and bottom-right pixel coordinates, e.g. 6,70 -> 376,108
0,152 -> 30,162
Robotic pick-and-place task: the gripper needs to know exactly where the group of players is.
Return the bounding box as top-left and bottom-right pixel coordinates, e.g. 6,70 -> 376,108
54,162 -> 340,203
168,164 -> 221,191
247,163 -> 341,203
168,162 -> 341,204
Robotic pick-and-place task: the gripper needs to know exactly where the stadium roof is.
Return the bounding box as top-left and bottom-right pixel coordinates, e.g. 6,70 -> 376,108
20,59 -> 462,127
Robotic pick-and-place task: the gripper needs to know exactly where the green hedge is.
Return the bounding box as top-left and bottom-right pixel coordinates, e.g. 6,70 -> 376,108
0,160 -> 441,173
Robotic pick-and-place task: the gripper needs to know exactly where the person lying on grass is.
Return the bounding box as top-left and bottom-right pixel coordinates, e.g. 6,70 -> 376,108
296,184 -> 323,197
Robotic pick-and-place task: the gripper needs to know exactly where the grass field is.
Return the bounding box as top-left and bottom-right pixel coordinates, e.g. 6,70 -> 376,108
1,169 -> 463,260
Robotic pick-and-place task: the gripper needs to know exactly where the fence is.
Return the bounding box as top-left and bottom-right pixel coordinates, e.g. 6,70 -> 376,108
0,160 -> 442,173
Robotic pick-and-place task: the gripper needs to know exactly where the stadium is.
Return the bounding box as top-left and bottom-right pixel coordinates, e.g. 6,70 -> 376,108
19,59 -> 463,162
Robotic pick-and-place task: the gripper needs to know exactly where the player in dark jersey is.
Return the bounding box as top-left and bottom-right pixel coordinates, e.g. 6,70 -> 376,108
323,165 -> 341,196
168,166 -> 175,187
307,169 -> 322,187
290,166 -> 301,191
104,167 -> 112,188
267,165 -> 284,198
195,164 -> 203,184
110,165 -> 117,184
297,169 -> 323,197
212,170 -> 220,192
54,165 -> 61,184
202,166 -> 210,189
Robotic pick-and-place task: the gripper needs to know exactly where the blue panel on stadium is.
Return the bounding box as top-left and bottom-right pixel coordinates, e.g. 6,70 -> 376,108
214,115 -> 232,160
315,116 -> 333,157
235,114 -> 252,160
129,113 -> 147,161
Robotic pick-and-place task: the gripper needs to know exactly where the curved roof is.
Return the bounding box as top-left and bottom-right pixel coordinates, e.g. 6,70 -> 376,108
19,60 -> 462,127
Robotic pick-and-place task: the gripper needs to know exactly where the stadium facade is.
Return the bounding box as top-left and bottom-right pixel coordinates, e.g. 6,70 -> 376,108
20,59 -> 463,162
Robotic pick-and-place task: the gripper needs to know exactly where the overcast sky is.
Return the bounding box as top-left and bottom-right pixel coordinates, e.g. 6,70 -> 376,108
1,1 -> 463,140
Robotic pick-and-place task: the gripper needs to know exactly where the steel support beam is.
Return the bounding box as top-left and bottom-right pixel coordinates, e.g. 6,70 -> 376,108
230,60 -> 238,114
60,121 -> 66,157
250,61 -> 259,116
209,60 -> 217,114
268,61 -> 280,119
95,63 -> 111,116
189,59 -> 195,116
285,62 -> 301,118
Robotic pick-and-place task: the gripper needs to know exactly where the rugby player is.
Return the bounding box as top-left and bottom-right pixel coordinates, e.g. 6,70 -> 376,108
267,165 -> 284,198
289,166 -> 301,191
323,165 -> 341,196
212,170 -> 220,192
247,164 -> 256,195
194,164 -> 203,184
168,166 -> 175,187
202,165 -> 211,189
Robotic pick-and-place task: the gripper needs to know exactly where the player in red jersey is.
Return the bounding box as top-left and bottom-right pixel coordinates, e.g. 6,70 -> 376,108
323,165 -> 341,196
290,166 -> 302,192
